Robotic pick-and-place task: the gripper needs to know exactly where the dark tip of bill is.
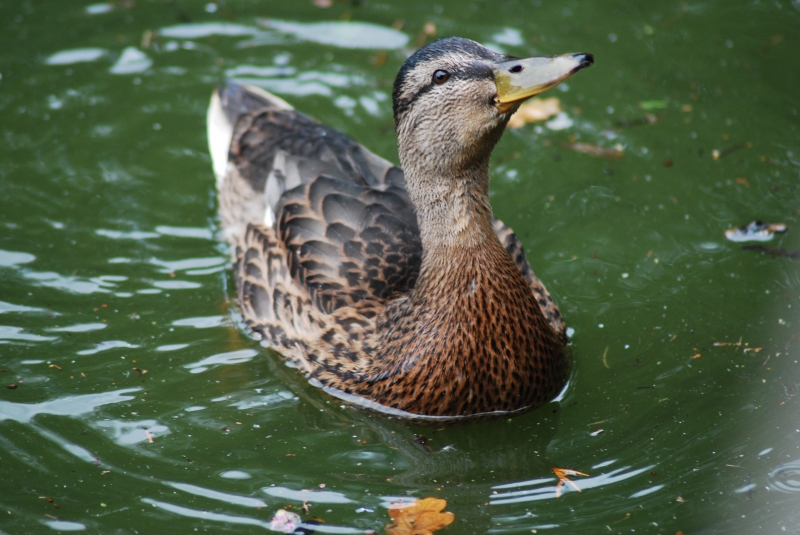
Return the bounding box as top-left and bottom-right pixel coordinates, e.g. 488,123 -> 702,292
576,53 -> 594,68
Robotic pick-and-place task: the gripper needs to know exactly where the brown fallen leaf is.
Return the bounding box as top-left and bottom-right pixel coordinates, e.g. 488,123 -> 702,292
507,97 -> 561,129
6,383 -> 18,390
560,142 -> 624,159
386,497 -> 454,535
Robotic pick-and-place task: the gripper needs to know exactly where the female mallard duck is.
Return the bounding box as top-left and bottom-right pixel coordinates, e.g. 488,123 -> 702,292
207,37 -> 592,418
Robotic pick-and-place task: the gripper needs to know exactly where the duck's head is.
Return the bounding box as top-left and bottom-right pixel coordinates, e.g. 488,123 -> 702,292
393,37 -> 592,177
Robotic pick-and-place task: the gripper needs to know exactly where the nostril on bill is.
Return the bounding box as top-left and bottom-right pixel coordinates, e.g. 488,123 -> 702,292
509,64 -> 523,73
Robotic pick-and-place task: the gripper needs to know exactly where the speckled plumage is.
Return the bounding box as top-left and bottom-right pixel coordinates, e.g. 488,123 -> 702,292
209,37 -> 591,418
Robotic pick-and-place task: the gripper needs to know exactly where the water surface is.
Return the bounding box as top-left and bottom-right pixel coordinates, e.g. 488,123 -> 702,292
1,1 -> 799,533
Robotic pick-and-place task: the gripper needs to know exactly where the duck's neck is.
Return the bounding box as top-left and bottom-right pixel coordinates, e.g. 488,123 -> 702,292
404,161 -> 498,251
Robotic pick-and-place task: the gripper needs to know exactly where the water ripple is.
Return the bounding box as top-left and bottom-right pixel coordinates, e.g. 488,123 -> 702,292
0,300 -> 48,314
490,464 -> 655,505
0,325 -> 57,343
43,520 -> 87,531
0,249 -> 36,267
77,340 -> 139,355
767,459 -> 800,493
184,349 -> 258,374
168,482 -> 267,508
0,388 -> 139,423
172,315 -> 227,329
48,322 -> 106,333
95,419 -> 171,445
141,497 -> 360,534
262,486 -> 353,504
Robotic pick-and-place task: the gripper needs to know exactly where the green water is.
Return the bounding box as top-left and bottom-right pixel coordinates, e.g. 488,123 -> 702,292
1,1 -> 799,533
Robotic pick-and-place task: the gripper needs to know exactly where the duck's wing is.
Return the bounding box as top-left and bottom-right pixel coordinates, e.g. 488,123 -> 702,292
276,175 -> 421,315
211,81 -> 420,318
209,81 -> 405,238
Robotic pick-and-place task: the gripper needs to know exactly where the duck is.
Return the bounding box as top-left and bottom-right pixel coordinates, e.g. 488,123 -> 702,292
207,37 -> 592,418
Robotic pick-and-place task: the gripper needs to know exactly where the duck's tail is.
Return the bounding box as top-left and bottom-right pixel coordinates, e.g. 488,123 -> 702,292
206,81 -> 293,188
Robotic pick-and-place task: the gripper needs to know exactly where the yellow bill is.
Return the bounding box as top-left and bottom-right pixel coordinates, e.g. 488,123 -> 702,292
494,53 -> 593,113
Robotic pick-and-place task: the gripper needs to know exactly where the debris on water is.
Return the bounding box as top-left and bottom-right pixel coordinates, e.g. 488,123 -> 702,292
742,244 -> 800,260
712,339 -> 762,352
412,434 -> 433,453
590,429 -> 604,436
507,97 -> 561,129
553,468 -> 589,498
415,22 -> 437,48
6,383 -> 17,389
270,509 -> 301,533
302,501 -> 310,515
638,100 -> 667,110
725,221 -> 786,242
712,142 -> 748,159
386,497 -> 454,535
545,112 -> 573,130
560,142 -> 623,159
615,114 -> 661,129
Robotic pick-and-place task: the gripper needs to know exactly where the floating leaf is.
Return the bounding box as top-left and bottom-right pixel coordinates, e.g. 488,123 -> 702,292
386,497 -> 454,535
553,468 -> 589,498
638,99 -> 667,110
507,97 -> 562,128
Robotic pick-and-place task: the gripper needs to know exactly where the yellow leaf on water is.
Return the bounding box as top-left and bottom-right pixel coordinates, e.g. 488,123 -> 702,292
507,97 -> 562,129
386,497 -> 455,535
553,467 -> 590,498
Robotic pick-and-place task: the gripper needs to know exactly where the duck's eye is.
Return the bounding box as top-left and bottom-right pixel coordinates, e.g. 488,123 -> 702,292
432,70 -> 450,85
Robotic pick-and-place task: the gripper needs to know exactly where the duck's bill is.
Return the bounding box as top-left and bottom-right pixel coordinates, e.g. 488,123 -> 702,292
493,53 -> 593,113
